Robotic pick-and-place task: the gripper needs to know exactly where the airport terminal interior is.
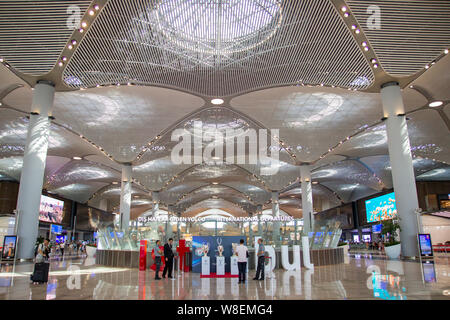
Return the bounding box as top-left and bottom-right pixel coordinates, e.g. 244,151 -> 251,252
0,0 -> 449,301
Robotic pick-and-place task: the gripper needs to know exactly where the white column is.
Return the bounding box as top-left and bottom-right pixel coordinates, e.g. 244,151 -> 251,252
272,191 -> 280,244
248,213 -> 253,246
152,191 -> 160,216
257,205 -> 263,237
301,165 -> 314,234
119,164 -> 132,231
16,81 -> 55,259
380,82 -> 420,257
177,212 -> 181,240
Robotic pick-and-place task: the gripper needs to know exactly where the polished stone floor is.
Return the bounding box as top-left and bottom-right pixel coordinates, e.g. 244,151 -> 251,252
0,252 -> 449,300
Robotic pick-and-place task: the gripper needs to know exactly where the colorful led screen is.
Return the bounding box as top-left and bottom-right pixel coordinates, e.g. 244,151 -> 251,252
365,192 -> 397,223
39,195 -> 64,224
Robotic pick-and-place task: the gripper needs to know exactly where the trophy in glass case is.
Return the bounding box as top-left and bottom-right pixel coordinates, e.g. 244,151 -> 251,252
217,238 -> 224,257
201,242 -> 209,257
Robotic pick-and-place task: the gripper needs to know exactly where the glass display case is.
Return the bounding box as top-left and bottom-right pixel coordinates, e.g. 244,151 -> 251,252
96,216 -> 343,251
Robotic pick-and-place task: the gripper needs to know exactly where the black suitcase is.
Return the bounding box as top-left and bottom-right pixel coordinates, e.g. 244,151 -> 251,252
31,262 -> 49,283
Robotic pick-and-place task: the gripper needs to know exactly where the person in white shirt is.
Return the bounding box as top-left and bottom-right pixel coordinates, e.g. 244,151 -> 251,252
235,239 -> 248,283
59,241 -> 65,256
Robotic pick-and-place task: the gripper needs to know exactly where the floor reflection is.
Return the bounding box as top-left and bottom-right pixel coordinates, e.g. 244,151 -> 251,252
0,253 -> 449,300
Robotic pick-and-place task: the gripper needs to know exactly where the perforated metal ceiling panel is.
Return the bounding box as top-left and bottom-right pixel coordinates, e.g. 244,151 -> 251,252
63,0 -> 374,95
0,1 -> 92,75
346,0 -> 450,76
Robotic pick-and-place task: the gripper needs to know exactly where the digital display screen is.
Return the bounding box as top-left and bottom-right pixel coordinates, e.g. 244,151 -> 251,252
372,224 -> 382,233
39,195 -> 64,224
365,192 -> 397,223
1,235 -> 17,260
418,233 -> 433,257
50,224 -> 62,234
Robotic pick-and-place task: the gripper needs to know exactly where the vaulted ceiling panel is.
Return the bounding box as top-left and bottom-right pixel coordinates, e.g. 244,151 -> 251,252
63,0 -> 374,95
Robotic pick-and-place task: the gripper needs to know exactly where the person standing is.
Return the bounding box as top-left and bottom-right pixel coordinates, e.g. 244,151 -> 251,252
154,240 -> 163,280
59,241 -> 65,257
162,238 -> 174,279
235,239 -> 248,284
253,238 -> 265,280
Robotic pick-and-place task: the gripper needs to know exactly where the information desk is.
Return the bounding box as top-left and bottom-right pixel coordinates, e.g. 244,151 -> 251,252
96,247 -> 344,268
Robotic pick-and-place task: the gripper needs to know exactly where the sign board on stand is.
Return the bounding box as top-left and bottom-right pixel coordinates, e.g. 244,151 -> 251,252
201,256 -> 210,276
230,256 -> 238,275
417,233 -> 434,258
216,256 -> 225,275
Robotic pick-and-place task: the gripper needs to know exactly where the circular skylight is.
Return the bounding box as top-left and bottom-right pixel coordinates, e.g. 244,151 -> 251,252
152,0 -> 282,54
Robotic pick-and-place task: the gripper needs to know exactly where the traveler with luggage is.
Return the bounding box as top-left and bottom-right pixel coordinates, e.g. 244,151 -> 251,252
31,238 -> 51,284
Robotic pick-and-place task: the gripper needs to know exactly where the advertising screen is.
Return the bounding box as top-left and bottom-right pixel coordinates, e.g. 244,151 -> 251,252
50,224 -> 63,234
365,192 -> 397,223
1,235 -> 17,260
39,195 -> 64,224
372,224 -> 382,233
418,233 -> 433,257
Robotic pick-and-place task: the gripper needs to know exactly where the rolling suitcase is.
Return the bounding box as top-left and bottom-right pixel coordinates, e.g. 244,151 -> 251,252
31,262 -> 49,283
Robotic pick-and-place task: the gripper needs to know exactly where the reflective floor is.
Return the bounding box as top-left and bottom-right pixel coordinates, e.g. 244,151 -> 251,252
0,252 -> 449,300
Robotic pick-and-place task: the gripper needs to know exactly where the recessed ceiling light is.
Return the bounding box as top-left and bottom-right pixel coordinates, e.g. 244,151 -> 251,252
58,61 -> 63,67
312,181 -> 318,184
362,42 -> 367,47
344,12 -> 349,17
429,101 -> 443,108
89,10 -> 95,15
79,28 -> 84,33
212,182 -> 219,185
211,98 -> 224,105
355,29 -> 360,34
81,21 -> 87,28
94,4 -> 100,10
351,25 -> 356,30
112,181 -> 119,185
72,156 -> 82,160
71,40 -> 77,45
0,58 -> 3,62
445,49 -> 449,54
341,6 -> 347,12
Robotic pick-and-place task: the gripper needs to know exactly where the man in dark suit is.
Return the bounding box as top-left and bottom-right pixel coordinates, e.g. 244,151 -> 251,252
162,238 -> 174,278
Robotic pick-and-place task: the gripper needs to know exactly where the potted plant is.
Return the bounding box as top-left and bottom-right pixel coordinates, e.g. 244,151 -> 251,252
381,219 -> 401,259
86,242 -> 97,257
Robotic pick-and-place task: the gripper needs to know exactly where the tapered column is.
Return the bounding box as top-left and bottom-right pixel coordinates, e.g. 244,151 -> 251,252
257,205 -> 263,237
381,82 -> 420,257
272,191 -> 280,244
16,81 -> 55,259
176,212 -> 181,240
300,165 -> 314,234
152,191 -> 160,216
248,213 -> 253,246
120,164 -> 132,231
